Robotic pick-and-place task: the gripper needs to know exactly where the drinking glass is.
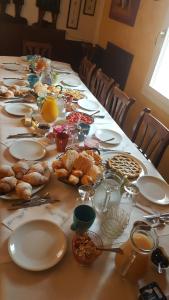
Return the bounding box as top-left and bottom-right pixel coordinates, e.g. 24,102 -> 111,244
77,185 -> 95,206
115,224 -> 158,281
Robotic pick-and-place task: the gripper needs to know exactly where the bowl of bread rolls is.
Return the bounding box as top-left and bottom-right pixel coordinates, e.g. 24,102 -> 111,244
52,149 -> 103,186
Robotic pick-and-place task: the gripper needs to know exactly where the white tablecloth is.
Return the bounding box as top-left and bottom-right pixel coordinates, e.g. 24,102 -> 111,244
0,56 -> 169,300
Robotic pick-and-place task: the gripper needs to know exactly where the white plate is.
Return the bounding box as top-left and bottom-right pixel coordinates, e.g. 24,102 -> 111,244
78,99 -> 99,111
137,176 -> 169,205
3,63 -> 20,71
9,140 -> 46,160
95,129 -> 122,145
8,219 -> 67,271
61,77 -> 81,87
3,78 -> 28,87
5,103 -> 32,116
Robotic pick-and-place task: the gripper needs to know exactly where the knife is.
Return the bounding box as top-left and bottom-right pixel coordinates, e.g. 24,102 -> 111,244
7,133 -> 42,139
143,212 -> 169,221
8,198 -> 60,210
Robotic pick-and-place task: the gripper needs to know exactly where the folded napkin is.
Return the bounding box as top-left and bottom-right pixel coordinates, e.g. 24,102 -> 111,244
2,204 -> 69,231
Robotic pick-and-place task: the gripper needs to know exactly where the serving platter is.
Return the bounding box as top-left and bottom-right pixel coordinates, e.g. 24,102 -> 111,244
66,111 -> 94,124
0,184 -> 45,200
8,220 -> 67,271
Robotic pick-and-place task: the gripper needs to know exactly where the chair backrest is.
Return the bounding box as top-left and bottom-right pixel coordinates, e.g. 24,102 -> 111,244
22,40 -> 52,58
79,56 -> 96,88
131,108 -> 169,167
90,68 -> 115,106
105,86 -> 135,129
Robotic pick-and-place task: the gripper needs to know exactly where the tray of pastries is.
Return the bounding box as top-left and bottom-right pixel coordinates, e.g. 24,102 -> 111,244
0,161 -> 51,200
52,149 -> 103,186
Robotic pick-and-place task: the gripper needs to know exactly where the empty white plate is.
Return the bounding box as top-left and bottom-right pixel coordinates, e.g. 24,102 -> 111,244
3,63 -> 20,71
5,103 -> 32,116
95,129 -> 122,145
8,219 -> 67,271
61,77 -> 81,87
137,176 -> 169,205
78,99 -> 99,111
9,140 -> 46,160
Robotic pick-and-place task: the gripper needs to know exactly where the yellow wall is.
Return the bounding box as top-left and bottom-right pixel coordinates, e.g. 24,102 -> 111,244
98,0 -> 169,181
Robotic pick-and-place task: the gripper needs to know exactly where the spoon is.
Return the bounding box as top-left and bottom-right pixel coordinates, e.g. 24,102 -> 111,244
102,137 -> 115,142
96,247 -> 123,254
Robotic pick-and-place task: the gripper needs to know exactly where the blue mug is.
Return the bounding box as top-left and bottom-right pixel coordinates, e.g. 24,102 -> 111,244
28,74 -> 39,88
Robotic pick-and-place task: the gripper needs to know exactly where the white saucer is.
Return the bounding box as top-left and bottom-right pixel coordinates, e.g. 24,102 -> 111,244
78,99 -> 99,111
95,129 -> 122,145
137,176 -> 169,205
5,103 -> 32,116
8,220 -> 67,271
9,140 -> 46,160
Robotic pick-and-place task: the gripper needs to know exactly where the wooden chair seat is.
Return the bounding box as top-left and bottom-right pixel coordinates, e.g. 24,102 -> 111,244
79,56 -> 96,88
105,86 -> 135,130
22,40 -> 52,58
90,68 -> 115,106
131,108 -> 169,167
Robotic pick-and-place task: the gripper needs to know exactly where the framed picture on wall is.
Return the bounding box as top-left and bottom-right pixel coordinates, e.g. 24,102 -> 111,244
83,0 -> 97,16
67,0 -> 82,29
109,0 -> 141,27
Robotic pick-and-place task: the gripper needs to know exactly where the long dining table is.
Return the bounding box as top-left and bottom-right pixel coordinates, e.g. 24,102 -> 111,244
0,56 -> 169,300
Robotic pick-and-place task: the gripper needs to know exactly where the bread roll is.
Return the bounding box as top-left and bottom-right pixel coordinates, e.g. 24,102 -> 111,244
3,90 -> 14,98
52,160 -> 63,170
61,150 -> 79,171
68,175 -> 79,185
86,165 -> 102,182
71,170 -> 83,177
74,153 -> 93,174
81,175 -> 93,185
0,165 -> 15,178
54,168 -> 69,178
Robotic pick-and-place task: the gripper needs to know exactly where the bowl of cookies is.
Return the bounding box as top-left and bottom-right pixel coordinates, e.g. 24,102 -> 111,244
52,149 -> 103,186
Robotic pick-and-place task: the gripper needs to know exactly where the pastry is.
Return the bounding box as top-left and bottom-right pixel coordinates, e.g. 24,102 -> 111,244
68,174 -> 79,185
27,161 -> 49,175
0,176 -> 17,193
3,90 -> 14,98
86,165 -> 102,182
81,175 -> 93,185
0,164 -> 15,178
23,171 -> 50,186
12,160 -> 30,179
54,168 -> 69,178
108,154 -> 142,179
71,170 -> 83,177
16,181 -> 32,200
84,150 -> 102,166
52,160 -> 63,170
61,149 -> 79,171
74,153 -> 94,174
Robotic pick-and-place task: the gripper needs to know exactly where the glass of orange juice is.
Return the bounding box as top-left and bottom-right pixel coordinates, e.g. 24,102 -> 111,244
41,95 -> 58,123
115,224 -> 158,281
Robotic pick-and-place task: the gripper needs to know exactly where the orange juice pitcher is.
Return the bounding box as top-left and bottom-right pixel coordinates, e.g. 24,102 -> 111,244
115,224 -> 158,281
41,95 -> 58,123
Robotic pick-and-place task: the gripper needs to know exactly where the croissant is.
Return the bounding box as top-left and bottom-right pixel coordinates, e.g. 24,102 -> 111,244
27,161 -> 49,175
0,165 -> 15,178
0,176 -> 17,193
16,181 -> 32,200
23,171 -> 50,186
12,160 -> 30,179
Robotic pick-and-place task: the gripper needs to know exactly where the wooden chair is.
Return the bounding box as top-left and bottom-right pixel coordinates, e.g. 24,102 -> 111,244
22,40 -> 52,58
79,56 -> 96,88
90,68 -> 115,106
131,108 -> 169,167
105,86 -> 135,130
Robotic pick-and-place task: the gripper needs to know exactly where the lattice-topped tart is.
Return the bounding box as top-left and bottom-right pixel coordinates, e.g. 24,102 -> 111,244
108,154 -> 142,179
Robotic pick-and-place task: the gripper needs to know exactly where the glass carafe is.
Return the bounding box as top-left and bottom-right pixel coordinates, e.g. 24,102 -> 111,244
115,224 -> 158,281
41,95 -> 58,123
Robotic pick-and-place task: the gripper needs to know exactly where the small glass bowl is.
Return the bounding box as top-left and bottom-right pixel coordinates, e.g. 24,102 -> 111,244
72,231 -> 103,266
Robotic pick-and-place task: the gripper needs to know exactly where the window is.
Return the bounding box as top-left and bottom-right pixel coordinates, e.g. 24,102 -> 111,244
150,27 -> 169,99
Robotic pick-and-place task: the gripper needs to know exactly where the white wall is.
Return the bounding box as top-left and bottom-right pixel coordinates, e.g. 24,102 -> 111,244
6,0 -> 105,44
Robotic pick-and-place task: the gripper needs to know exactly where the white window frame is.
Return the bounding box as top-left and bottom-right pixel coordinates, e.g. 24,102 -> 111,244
142,13 -> 169,113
